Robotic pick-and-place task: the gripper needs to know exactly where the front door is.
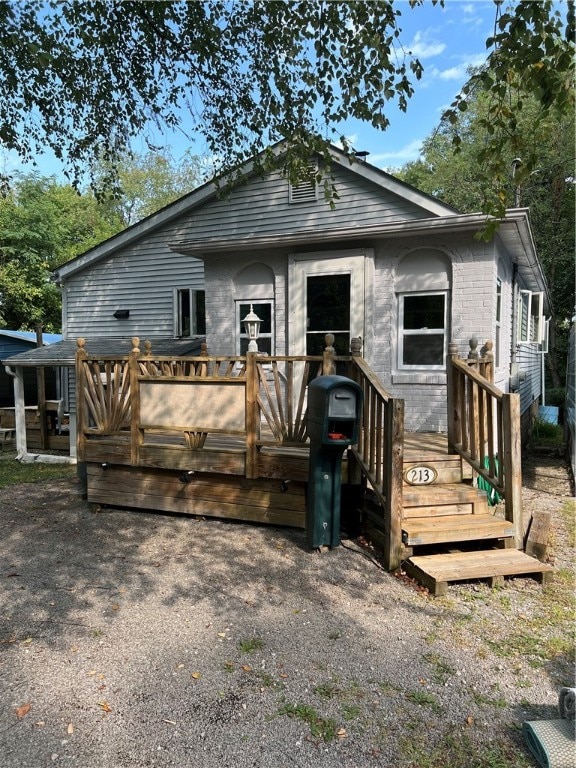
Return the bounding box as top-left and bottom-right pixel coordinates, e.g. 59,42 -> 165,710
289,251 -> 367,358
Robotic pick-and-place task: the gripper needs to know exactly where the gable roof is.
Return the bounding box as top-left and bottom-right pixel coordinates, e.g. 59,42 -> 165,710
53,143 -> 458,283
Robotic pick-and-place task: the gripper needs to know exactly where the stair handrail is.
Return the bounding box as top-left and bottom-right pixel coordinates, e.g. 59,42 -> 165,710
447,339 -> 522,548
349,352 -> 405,571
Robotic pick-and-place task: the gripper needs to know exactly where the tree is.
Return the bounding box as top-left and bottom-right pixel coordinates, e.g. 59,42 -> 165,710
443,0 -> 575,222
0,175 -> 122,331
396,92 -> 575,388
0,1 -> 572,203
93,150 -> 208,227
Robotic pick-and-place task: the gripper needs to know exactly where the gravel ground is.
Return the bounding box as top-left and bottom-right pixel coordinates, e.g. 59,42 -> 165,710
0,448 -> 574,768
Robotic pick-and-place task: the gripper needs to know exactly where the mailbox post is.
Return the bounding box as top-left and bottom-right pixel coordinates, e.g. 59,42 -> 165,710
306,375 -> 363,548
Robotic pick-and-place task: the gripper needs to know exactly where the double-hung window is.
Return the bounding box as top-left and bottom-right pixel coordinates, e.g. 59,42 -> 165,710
236,300 -> 273,355
398,292 -> 447,369
517,290 -> 544,343
174,289 -> 206,337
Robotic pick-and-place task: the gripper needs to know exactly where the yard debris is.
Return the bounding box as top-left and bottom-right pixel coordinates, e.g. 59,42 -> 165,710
15,702 -> 31,719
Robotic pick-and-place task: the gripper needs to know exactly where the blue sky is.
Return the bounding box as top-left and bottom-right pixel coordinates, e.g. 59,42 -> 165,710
2,1 -> 510,180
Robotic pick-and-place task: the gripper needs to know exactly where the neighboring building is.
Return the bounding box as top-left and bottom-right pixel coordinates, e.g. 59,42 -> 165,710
4,143 -> 549,441
0,330 -> 62,407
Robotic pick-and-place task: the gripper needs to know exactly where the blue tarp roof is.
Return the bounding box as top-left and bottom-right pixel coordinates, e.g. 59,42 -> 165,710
0,330 -> 62,346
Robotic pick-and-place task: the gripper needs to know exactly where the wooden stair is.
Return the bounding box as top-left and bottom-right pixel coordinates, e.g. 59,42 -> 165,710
399,434 -> 552,594
404,549 -> 554,597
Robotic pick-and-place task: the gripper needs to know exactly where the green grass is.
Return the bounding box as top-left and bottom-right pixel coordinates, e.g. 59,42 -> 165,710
560,499 -> 576,547
530,418 -> 564,446
406,690 -> 442,713
397,730 -> 532,768
277,702 -> 339,742
237,636 -> 265,654
0,459 -> 75,488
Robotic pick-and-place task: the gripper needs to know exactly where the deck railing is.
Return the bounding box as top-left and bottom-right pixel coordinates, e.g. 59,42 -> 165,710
76,335 -> 407,563
348,346 -> 405,571
446,339 -> 522,547
76,336 -> 341,470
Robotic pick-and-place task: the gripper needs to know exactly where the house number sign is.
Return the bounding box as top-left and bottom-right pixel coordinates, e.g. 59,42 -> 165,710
404,465 -> 437,485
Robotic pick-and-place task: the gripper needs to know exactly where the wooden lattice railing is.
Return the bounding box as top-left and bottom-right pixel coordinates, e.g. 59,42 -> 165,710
76,336 -> 341,471
447,339 -> 522,547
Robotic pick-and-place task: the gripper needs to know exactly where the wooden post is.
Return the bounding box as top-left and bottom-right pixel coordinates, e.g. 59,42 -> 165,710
245,351 -> 259,479
11,365 -> 28,457
129,337 -> 141,466
75,338 -> 88,463
446,341 -> 460,453
502,393 -> 522,548
525,511 -> 551,562
384,397 -> 405,572
481,340 -> 495,384
322,333 -> 336,375
348,336 -> 362,380
35,324 -> 48,450
468,336 -> 479,366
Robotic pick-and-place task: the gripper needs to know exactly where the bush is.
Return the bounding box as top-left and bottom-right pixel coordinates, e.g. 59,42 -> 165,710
546,387 -> 566,408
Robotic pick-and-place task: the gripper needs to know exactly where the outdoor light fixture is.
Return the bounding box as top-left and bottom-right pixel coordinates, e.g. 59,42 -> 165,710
113,309 -> 130,320
243,304 -> 262,353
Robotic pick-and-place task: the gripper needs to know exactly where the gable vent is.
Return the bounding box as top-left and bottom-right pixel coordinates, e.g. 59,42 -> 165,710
288,163 -> 318,204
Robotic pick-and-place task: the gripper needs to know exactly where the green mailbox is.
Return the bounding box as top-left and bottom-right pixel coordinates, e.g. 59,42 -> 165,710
306,375 -> 363,548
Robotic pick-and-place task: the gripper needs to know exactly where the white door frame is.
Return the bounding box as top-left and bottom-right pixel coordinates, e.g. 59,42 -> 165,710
288,248 -> 373,360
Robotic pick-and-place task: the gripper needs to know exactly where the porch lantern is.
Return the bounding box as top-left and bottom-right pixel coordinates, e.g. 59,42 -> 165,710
243,304 -> 262,353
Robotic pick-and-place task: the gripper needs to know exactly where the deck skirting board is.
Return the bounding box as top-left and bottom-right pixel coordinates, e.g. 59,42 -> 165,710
87,464 -> 306,528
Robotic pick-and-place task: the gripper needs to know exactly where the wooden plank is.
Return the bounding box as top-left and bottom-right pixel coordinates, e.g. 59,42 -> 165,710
404,549 -> 553,596
525,511 -> 551,562
245,352 -> 259,479
402,503 -> 474,519
403,484 -> 488,506
502,394 -> 523,548
385,397 -> 405,572
139,444 -> 246,475
86,466 -> 306,528
402,514 -> 515,546
139,379 -> 246,432
403,459 -> 463,485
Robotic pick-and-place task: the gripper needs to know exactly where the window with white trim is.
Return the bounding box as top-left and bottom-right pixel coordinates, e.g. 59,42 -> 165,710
236,300 -> 274,355
174,289 -> 205,337
495,277 -> 502,367
517,290 -> 544,343
398,292 -> 447,369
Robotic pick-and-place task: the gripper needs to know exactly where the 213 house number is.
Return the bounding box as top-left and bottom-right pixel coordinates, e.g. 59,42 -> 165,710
404,465 -> 437,485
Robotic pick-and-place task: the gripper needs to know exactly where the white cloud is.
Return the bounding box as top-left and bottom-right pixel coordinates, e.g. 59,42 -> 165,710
408,30 -> 446,59
369,139 -> 424,165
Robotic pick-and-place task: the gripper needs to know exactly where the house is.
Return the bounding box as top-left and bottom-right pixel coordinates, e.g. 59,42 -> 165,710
49,142 -> 548,433
2,144 -> 553,591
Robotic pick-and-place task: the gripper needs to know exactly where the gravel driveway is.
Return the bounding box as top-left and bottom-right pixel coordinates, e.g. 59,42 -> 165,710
0,449 -> 573,768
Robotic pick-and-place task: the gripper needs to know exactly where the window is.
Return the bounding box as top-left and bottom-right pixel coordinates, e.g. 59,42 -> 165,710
236,301 -> 273,355
517,290 -> 544,343
398,292 -> 447,369
174,289 -> 205,337
288,162 -> 318,204
495,277 -> 502,367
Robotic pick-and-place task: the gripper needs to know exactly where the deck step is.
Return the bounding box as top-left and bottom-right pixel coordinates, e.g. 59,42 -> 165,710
404,549 -> 554,596
402,514 -> 514,546
403,456 -> 463,485
403,483 -> 489,519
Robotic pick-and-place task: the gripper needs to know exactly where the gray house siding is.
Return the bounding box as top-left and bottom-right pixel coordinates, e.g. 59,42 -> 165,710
172,165 -> 430,245
63,226 -> 203,340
